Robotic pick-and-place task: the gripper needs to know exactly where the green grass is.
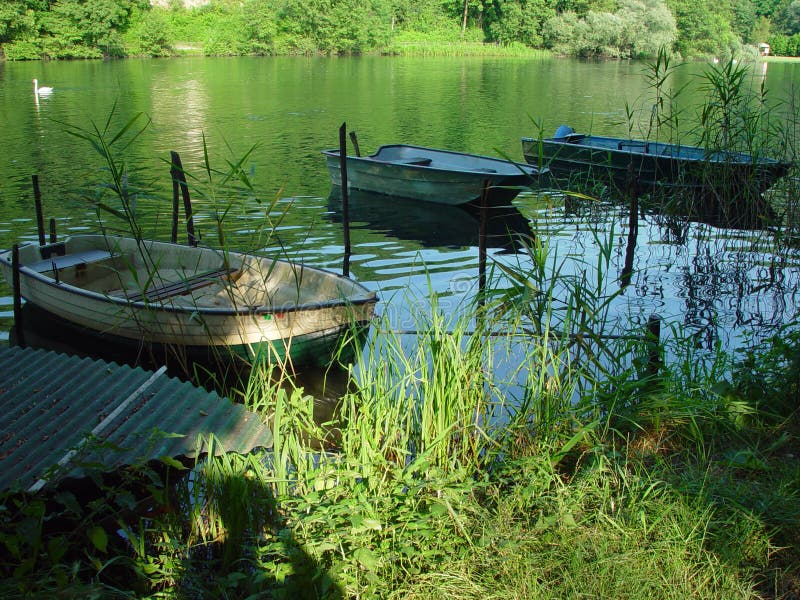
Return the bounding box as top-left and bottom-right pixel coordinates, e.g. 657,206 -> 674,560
386,41 -> 550,58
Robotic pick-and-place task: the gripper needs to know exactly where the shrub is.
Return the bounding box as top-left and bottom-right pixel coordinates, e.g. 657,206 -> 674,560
124,9 -> 172,57
2,38 -> 42,60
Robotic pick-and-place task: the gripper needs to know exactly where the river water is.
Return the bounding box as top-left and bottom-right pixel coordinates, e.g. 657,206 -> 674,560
1,56 -> 799,391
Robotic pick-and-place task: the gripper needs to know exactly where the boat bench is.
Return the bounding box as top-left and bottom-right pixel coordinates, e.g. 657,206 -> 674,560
27,249 -> 119,273
126,267 -> 240,303
373,156 -> 433,167
618,140 -> 652,153
394,157 -> 433,166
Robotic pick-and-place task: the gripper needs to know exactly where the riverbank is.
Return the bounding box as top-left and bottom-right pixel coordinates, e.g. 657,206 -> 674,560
152,40 -> 548,59
1,278 -> 798,598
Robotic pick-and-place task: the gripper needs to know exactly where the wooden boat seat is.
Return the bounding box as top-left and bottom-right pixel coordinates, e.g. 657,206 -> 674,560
27,249 -> 118,273
618,140 -> 651,153
126,267 -> 241,303
397,157 -> 433,166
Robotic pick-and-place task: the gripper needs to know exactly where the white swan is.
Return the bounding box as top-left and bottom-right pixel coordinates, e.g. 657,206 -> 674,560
33,79 -> 53,96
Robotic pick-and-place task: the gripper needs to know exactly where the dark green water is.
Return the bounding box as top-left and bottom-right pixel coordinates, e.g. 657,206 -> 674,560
1,56 -> 799,367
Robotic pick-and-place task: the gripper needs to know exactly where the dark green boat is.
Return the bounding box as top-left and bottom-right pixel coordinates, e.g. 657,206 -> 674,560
522,126 -> 791,196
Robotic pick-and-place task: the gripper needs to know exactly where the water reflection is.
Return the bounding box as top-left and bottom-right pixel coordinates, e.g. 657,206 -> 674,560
325,187 -> 533,253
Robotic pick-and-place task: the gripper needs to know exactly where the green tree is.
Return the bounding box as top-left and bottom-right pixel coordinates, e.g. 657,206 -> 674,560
0,2 -> 29,43
31,0 -> 144,58
729,0 -> 757,41
486,0 -> 555,46
619,0 -> 677,57
274,0 -> 391,54
0,1 -> 42,58
780,0 -> 800,33
240,0 -> 278,54
665,0 -> 740,56
751,15 -> 771,42
543,0 -> 675,58
553,0 -> 616,17
752,0 -> 785,17
393,0 -> 463,38
124,6 -> 171,56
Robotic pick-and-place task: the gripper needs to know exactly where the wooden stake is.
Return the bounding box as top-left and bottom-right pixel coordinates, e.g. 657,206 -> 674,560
170,151 -> 196,246
646,314 -> 661,377
339,124 -> 351,277
478,181 -> 489,305
32,175 -> 45,246
170,156 -> 180,244
12,245 -> 25,348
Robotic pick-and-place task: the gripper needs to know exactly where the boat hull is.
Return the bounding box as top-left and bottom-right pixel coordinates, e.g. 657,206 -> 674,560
521,133 -> 791,195
1,235 -> 377,367
323,144 -> 542,205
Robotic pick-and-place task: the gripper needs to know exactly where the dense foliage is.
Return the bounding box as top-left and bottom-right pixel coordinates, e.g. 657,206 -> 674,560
2,0 -> 800,60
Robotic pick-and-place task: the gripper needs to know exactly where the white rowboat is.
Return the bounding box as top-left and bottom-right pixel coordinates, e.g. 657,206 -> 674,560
0,235 -> 377,366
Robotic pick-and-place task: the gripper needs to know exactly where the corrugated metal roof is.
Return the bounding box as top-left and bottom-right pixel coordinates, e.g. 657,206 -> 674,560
0,346 -> 273,493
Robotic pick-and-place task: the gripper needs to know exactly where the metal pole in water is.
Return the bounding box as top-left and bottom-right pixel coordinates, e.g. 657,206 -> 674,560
339,123 -> 351,277
32,175 -> 45,246
49,218 -> 57,243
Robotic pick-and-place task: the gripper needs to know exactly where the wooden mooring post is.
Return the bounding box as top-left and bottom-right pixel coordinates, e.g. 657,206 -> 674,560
339,123 -> 351,278
477,180 -> 489,305
646,313 -> 662,377
32,175 -> 46,246
11,245 -> 25,348
170,151 -> 196,246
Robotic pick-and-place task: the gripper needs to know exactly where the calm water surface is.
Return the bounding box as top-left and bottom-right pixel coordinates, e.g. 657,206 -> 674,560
1,56 -> 799,386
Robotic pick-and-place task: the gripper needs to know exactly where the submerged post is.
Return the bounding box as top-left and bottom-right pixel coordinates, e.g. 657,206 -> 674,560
12,245 -> 25,348
477,180 -> 489,305
170,151 -> 196,246
620,192 -> 638,290
619,163 -> 641,290
646,314 -> 661,377
32,175 -> 45,246
339,123 -> 351,277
